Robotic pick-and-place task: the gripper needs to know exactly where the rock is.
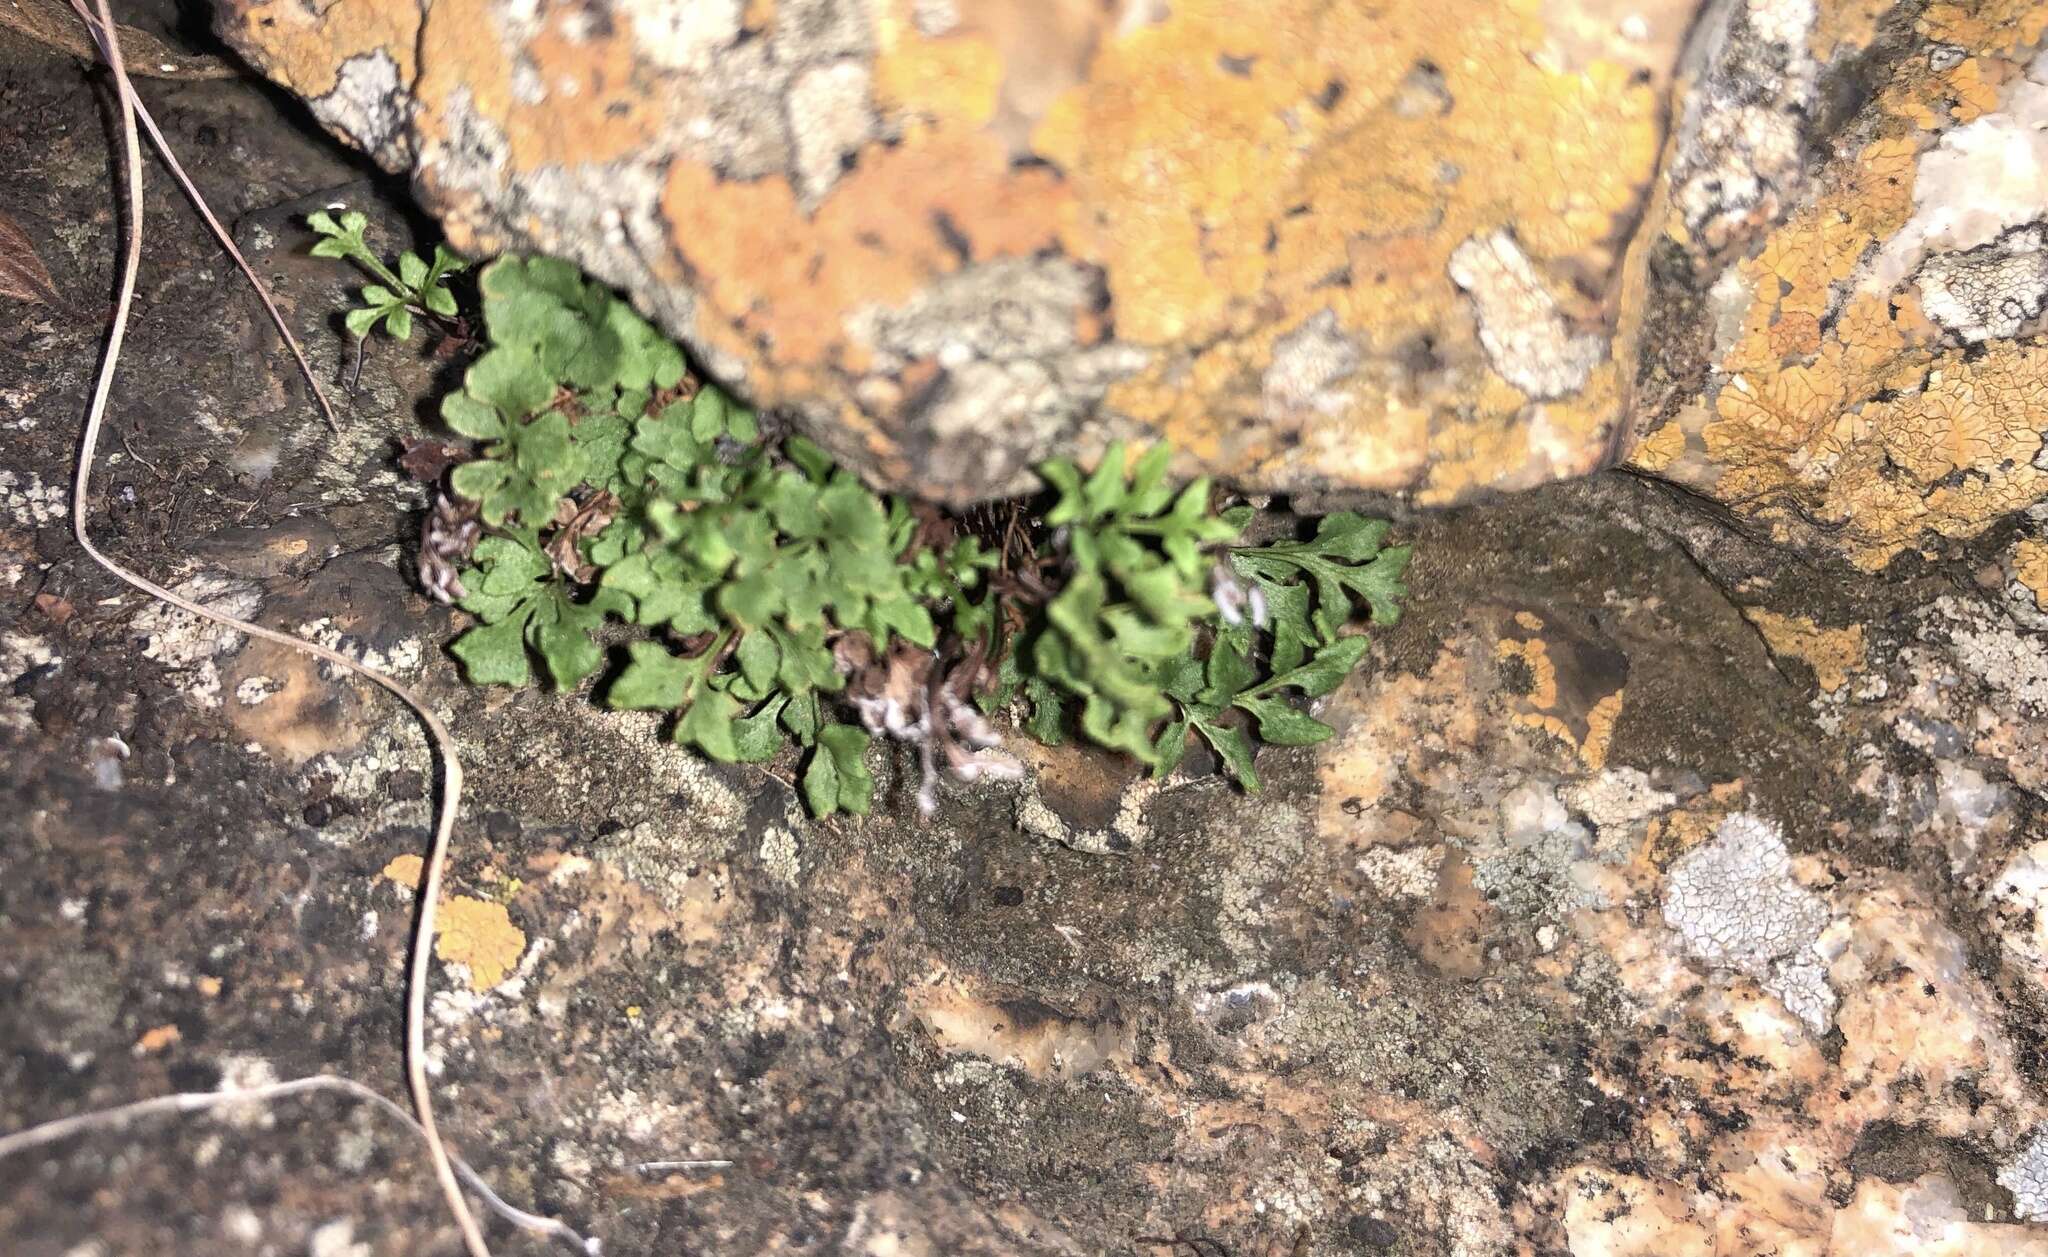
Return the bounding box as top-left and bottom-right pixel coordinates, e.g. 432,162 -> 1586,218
1627,3 -> 2048,570
214,0 -> 1695,503
215,0 -> 2048,554
1836,1176 -> 2048,1256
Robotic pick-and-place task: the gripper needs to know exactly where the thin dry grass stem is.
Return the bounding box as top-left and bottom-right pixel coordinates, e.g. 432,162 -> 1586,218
0,1078 -> 599,1254
50,5 -> 491,1254
64,0 -> 341,433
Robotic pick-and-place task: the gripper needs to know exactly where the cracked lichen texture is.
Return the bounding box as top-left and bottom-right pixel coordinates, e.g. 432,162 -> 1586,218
1662,811 -> 1836,1032
1628,1 -> 2048,570
217,0 -> 1680,503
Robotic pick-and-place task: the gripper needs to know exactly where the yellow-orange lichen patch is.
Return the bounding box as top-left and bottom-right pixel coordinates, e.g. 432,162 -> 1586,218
217,0 -> 419,101
1742,610 -> 1867,693
2014,539 -> 2048,610
1581,691 -> 1623,771
1496,636 -> 1562,709
1679,45 -> 2048,572
1809,0 -> 1895,61
223,0 -> 1690,503
133,1024 -> 182,1055
435,896 -> 525,990
381,853 -> 425,891
1920,0 -> 2048,58
1626,420 -> 1687,474
1493,611 -> 1629,769
1640,784 -> 1749,870
1877,357 -> 2044,484
1027,0 -> 1659,493
660,127 -> 1067,373
872,30 -> 1003,128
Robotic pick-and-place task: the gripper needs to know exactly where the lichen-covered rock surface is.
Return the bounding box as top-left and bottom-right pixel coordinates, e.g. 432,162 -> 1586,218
212,0 -> 2048,556
1627,0 -> 2048,570
10,5 -> 2048,1257
211,0 -> 1699,504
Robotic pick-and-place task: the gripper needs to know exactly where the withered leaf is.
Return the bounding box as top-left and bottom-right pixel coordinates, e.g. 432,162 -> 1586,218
544,490 -> 619,583
0,211 -> 64,312
0,0 -> 233,79
32,592 -> 75,625
396,436 -> 469,483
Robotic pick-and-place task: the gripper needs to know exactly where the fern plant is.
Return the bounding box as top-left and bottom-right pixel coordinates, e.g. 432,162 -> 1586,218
308,208 -> 466,343
391,254 -> 1410,817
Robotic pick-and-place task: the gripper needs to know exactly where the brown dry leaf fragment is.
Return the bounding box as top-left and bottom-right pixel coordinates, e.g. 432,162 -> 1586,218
544,490 -> 619,583
0,0 -> 233,78
396,436 -> 468,483
0,210 -> 64,311
32,592 -> 74,624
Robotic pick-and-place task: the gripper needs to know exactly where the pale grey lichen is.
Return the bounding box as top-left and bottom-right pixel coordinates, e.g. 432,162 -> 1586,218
309,51 -> 414,167
786,59 -> 874,202
1865,68 -> 2048,296
1663,0 -> 1818,254
1662,811 -> 1835,1032
848,255 -> 1100,367
1999,1126 -> 2048,1221
1914,224 -> 2048,344
1938,596 -> 2048,713
617,0 -> 744,73
1015,775 -> 1157,857
1262,308 -> 1363,422
0,630 -> 58,734
1446,232 -> 1604,401
132,574 -> 263,710
1562,768 -> 1677,838
0,467 -> 67,527
1468,780 -> 1633,920
843,255 -> 1149,494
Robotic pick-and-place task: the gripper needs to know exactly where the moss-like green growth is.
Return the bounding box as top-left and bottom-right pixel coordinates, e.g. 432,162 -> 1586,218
394,254 -> 1410,816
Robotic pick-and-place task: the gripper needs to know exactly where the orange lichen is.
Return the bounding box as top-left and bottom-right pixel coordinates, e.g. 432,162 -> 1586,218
225,0 -> 1690,502
1628,420 -> 1687,473
435,896 -> 525,990
1920,0 -> 2048,57
1679,16 -> 2048,573
1742,610 -> 1867,693
1894,57 -> 2015,130
872,28 -> 1004,128
1492,608 -> 1628,768
1877,358 -> 2044,484
660,127 -> 1066,371
409,0 -> 689,172
133,1024 -> 182,1055
1023,0 -> 1659,494
1581,691 -> 1623,771
381,852 -> 425,890
1497,636 -> 1562,709
1809,0 -> 1894,60
218,0 -> 419,100
2015,539 -> 2048,611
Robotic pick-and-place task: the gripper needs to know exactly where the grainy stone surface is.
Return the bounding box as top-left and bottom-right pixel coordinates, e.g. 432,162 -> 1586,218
7,7 -> 2048,1257
206,1 -> 2048,568
210,0 -> 1702,505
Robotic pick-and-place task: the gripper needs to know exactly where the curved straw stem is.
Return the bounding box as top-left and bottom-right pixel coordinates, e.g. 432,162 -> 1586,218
0,1077 -> 597,1254
64,0 -> 340,433
61,5 -> 489,1253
